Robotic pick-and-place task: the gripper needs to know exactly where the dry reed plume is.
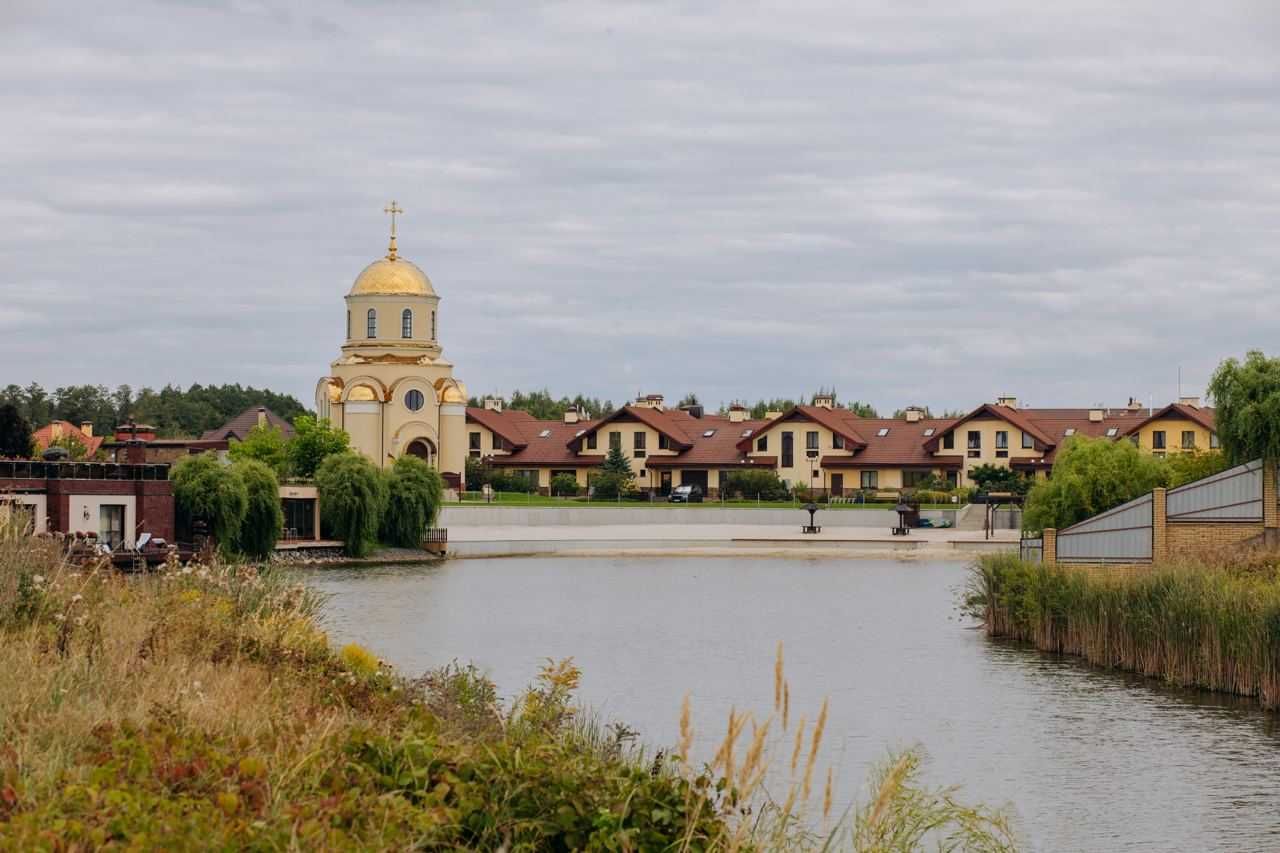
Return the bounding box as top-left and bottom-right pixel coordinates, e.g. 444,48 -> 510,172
675,642 -> 1018,851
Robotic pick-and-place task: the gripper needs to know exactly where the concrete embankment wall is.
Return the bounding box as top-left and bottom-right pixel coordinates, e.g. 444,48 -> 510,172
439,506 -> 948,528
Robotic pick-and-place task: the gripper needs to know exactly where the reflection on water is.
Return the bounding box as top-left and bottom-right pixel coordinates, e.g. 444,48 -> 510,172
307,557 -> 1280,852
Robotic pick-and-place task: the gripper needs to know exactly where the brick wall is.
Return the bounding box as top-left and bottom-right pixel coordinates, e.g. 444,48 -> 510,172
1167,521 -> 1266,552
0,476 -> 174,542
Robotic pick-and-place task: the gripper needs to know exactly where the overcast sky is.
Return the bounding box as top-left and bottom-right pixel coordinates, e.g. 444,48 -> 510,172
3,2 -> 1278,413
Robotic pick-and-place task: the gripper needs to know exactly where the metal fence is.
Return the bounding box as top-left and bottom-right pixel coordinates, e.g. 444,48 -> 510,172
1167,459 -> 1264,522
0,460 -> 170,481
1058,492 -> 1154,563
1020,537 -> 1043,564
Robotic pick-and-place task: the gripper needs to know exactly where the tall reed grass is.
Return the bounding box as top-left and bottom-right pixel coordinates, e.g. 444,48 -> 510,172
968,551 -> 1280,708
0,517 -> 1017,850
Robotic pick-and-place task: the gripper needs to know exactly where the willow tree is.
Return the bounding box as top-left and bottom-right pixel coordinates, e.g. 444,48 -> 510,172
1023,435 -> 1169,533
315,452 -> 385,557
169,453 -> 248,554
380,455 -> 445,548
232,459 -> 283,559
1208,350 -> 1280,465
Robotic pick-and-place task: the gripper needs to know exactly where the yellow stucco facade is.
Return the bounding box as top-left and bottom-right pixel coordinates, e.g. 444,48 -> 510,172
1129,418 -> 1216,455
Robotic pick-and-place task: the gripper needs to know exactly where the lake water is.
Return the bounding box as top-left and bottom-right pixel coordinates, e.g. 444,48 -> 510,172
307,556 -> 1280,852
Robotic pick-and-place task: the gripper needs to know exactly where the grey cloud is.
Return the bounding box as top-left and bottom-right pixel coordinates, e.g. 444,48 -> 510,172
2,1 -> 1278,414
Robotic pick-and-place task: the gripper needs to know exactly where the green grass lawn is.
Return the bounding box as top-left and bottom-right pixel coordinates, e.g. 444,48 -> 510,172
453,492 -> 960,510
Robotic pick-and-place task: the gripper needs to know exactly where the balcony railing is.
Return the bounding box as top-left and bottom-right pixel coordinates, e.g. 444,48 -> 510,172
0,460 -> 170,481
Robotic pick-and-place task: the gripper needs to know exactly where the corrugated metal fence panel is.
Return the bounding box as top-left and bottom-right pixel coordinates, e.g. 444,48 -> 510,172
1058,492 -> 1153,562
1167,459 -> 1264,522
1020,537 -> 1043,564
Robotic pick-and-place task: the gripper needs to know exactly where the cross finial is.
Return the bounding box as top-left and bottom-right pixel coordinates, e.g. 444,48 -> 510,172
383,200 -> 404,260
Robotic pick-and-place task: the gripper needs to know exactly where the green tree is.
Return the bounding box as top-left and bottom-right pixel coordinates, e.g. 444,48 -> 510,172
228,424 -> 289,477
1207,350 -> 1280,464
0,404 -> 34,458
592,446 -> 634,499
1023,436 -> 1169,533
287,416 -> 351,479
967,464 -> 1030,495
169,454 -> 248,554
232,459 -> 283,559
380,456 -> 445,548
550,473 -> 578,497
315,452 -> 385,557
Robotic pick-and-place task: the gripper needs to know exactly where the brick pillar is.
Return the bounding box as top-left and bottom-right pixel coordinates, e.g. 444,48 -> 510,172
1043,527 -> 1056,564
1151,487 -> 1168,564
1264,460 -> 1278,530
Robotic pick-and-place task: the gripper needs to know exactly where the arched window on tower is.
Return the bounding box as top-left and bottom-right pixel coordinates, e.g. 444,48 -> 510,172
401,308 -> 413,339
366,308 -> 377,338
431,310 -> 436,340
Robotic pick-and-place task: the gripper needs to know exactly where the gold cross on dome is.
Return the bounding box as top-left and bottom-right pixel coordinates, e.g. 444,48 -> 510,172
384,200 -> 404,237
383,200 -> 404,259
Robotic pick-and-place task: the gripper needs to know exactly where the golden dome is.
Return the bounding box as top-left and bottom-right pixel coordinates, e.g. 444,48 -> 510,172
349,256 -> 435,297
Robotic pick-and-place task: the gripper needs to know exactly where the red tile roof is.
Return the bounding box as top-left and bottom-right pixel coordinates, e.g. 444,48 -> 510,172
571,405 -> 696,450
1120,403 -> 1216,436
734,406 -> 867,452
32,422 -> 104,457
200,407 -> 295,442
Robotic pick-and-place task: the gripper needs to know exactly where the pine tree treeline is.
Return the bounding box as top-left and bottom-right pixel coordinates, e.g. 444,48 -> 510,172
466,389 -> 614,420
0,382 -> 308,439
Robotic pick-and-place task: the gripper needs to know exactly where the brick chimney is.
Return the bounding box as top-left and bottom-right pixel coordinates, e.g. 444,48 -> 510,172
80,421 -> 94,437
812,393 -> 835,410
256,406 -> 268,428
1088,409 -> 1104,422
904,407 -> 924,423
1179,395 -> 1201,408
764,410 -> 783,420
563,406 -> 580,424
728,404 -> 747,424
484,397 -> 504,412
996,395 -> 1018,409
1127,397 -> 1143,411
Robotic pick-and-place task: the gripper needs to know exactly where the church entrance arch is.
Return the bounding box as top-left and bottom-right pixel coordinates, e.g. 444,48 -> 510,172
406,438 -> 437,465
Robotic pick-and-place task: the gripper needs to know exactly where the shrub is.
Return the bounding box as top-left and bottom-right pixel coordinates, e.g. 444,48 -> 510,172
286,415 -> 350,479
724,469 -> 790,501
169,453 -> 248,553
315,452 -> 385,557
1166,449 -> 1231,487
590,470 -> 632,500
490,470 -> 535,493
231,459 -> 283,559
550,473 -> 578,497
380,455 -> 445,548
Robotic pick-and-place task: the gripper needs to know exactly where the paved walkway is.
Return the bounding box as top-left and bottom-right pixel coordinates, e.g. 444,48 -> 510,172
445,523 -> 1018,559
